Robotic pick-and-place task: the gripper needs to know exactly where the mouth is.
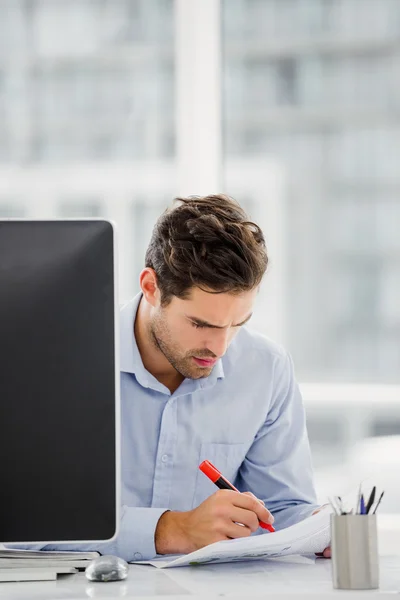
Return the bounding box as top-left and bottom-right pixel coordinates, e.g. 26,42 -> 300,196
192,357 -> 217,368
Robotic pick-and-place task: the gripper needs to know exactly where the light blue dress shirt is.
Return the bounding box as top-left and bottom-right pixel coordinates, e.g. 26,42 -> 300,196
14,293 -> 319,561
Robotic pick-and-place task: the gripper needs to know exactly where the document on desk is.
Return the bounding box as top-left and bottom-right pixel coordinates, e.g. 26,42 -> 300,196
0,548 -> 100,571
133,506 -> 332,568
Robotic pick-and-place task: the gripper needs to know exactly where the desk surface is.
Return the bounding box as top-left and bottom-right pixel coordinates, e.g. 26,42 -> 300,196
1,515 -> 399,599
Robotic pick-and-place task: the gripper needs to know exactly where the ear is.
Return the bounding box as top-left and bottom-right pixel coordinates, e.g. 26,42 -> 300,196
139,268 -> 161,307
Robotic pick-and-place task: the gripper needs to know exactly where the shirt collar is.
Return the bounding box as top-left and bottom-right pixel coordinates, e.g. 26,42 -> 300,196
119,293 -> 225,392
119,293 -> 149,386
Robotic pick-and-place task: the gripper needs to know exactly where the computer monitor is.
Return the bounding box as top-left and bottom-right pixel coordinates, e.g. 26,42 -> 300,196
0,219 -> 119,543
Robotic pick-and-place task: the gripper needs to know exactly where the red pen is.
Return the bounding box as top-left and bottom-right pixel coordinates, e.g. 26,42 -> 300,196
199,459 -> 275,533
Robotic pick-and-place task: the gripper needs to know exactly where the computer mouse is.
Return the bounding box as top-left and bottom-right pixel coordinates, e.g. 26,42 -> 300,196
85,554 -> 129,582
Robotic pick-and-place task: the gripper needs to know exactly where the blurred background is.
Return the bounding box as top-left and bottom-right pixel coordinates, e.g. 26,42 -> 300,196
1,0 -> 399,510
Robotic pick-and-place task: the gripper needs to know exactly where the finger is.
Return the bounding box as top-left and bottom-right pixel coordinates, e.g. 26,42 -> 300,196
323,547 -> 331,559
225,522 -> 253,540
316,547 -> 331,559
242,491 -> 265,506
231,493 -> 274,524
229,507 -> 260,533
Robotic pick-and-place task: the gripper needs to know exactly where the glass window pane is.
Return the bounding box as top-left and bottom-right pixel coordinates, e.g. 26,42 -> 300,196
1,0 -> 176,301
222,0 -> 400,384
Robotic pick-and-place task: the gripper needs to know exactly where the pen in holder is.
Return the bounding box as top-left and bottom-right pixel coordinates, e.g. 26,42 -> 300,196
331,514 -> 379,590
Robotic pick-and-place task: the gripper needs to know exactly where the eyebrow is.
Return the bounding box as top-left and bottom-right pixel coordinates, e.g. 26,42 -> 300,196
186,313 -> 253,329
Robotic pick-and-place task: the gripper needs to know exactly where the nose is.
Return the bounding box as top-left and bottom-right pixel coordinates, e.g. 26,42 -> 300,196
205,329 -> 231,359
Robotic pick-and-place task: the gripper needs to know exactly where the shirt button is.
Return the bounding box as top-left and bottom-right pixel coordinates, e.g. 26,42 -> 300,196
134,552 -> 142,560
161,454 -> 169,463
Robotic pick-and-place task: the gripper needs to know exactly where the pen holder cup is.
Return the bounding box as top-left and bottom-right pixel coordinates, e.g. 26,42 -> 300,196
331,514 -> 379,590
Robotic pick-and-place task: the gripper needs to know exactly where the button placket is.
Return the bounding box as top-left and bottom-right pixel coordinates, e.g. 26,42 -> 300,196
152,399 -> 177,507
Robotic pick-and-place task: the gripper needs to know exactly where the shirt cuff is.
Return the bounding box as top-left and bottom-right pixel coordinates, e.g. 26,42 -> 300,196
115,506 -> 169,561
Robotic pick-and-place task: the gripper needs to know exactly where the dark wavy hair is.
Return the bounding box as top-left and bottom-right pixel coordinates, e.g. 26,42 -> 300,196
145,194 -> 268,305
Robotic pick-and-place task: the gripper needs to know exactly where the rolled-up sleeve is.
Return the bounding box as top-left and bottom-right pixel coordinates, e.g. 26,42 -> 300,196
236,350 -> 319,530
7,506 -> 169,562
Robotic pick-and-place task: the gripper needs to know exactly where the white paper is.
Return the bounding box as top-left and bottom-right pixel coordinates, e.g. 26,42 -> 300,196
0,548 -> 99,570
0,549 -> 99,560
0,558 -> 96,569
0,566 -> 77,582
133,506 -> 331,568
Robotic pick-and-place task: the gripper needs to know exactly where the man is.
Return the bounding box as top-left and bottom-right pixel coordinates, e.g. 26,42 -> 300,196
19,194 -> 330,559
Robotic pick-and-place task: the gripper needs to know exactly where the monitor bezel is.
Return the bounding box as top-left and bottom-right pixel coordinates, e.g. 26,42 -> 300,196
0,217 -> 121,544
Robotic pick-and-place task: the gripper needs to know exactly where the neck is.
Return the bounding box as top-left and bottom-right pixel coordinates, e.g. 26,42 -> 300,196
134,297 -> 184,393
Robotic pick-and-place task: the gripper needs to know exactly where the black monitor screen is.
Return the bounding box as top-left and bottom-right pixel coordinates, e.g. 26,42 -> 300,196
0,220 -> 117,543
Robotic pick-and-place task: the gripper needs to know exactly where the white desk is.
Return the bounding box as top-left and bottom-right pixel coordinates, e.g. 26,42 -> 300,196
1,515 -> 399,599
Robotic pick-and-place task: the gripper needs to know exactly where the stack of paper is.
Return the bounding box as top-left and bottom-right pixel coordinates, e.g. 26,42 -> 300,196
134,506 -> 332,568
0,549 -> 100,581
0,548 -> 99,568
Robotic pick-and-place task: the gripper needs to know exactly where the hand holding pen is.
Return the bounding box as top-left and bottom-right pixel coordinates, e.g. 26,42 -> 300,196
199,460 -> 275,532
154,460 -> 275,555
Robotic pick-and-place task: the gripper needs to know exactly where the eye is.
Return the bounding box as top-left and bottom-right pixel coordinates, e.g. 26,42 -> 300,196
191,322 -> 206,329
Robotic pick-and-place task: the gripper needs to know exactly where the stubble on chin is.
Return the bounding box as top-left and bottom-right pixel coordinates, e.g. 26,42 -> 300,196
150,323 -> 213,379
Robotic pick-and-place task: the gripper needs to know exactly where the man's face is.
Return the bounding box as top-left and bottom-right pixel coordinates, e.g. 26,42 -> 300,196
149,286 -> 258,380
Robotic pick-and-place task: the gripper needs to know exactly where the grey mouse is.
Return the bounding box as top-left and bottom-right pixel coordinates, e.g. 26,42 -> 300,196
85,554 -> 129,582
